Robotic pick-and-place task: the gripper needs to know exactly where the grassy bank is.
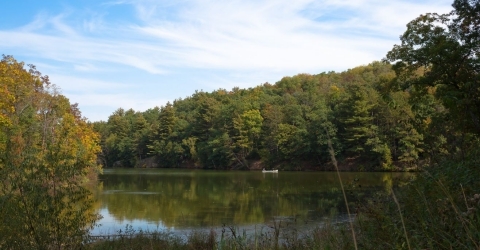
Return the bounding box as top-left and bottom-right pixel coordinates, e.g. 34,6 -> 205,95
87,222 -> 353,250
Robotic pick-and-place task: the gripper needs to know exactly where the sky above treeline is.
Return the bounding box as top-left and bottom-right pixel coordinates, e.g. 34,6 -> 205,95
0,0 -> 453,122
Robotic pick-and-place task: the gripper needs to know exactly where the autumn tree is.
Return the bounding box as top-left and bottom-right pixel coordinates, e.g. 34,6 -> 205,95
0,56 -> 100,249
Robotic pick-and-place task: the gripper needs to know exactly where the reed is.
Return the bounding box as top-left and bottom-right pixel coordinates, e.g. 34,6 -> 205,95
325,129 -> 358,250
87,220 -> 353,250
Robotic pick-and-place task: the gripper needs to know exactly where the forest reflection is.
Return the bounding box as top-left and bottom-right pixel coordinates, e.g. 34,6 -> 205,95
95,169 -> 411,232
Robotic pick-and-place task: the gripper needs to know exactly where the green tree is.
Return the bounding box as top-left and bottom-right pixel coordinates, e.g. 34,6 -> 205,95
274,123 -> 310,160
103,108 -> 135,167
191,93 -> 222,167
232,109 -> 263,167
148,103 -> 186,167
260,101 -> 284,160
132,113 -> 149,160
386,0 -> 480,133
337,85 -> 379,156
206,132 -> 235,169
307,98 -> 340,165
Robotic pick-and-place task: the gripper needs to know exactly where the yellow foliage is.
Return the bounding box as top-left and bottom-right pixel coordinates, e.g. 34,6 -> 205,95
330,85 -> 340,92
0,55 -> 101,248
424,116 -> 432,126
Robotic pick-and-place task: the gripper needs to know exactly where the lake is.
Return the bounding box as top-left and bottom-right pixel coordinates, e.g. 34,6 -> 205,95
91,168 -> 412,236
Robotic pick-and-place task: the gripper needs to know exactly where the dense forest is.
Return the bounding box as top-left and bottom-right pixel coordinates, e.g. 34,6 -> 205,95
92,61 -> 467,171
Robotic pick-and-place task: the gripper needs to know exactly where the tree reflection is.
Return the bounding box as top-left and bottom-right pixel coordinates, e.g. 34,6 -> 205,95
96,170 -> 412,230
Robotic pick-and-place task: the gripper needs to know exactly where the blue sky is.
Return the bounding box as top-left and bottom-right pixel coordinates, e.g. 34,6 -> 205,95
0,0 -> 453,122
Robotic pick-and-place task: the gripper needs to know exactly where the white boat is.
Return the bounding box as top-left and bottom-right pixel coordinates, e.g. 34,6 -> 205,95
262,168 -> 278,173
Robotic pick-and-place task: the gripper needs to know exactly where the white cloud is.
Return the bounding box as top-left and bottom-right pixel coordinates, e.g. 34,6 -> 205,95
0,29 -> 169,74
1,0 -> 454,74
130,0 -> 453,72
68,92 -> 168,121
48,74 -> 130,92
68,93 -> 165,109
45,74 -> 169,121
73,63 -> 100,72
83,13 -> 106,33
0,0 -> 454,121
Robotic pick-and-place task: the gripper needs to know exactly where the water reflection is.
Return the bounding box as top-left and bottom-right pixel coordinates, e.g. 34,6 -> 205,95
93,169 -> 411,235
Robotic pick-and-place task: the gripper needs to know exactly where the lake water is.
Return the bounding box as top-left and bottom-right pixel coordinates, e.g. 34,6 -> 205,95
91,169 -> 411,236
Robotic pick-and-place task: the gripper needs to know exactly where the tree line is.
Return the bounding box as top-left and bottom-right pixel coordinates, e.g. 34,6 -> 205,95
92,61 -> 455,171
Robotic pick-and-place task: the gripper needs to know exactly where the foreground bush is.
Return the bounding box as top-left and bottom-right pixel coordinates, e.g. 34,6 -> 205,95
0,56 -> 101,249
354,146 -> 480,249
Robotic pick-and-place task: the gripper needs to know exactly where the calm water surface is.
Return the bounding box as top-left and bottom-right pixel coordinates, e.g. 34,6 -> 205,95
92,169 -> 411,235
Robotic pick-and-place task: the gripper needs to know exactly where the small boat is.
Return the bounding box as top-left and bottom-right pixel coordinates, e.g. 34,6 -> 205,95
262,168 -> 278,173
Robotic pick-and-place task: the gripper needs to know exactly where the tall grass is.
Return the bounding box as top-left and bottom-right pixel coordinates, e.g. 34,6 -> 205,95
87,221 -> 354,250
353,147 -> 480,249
326,130 -> 358,250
